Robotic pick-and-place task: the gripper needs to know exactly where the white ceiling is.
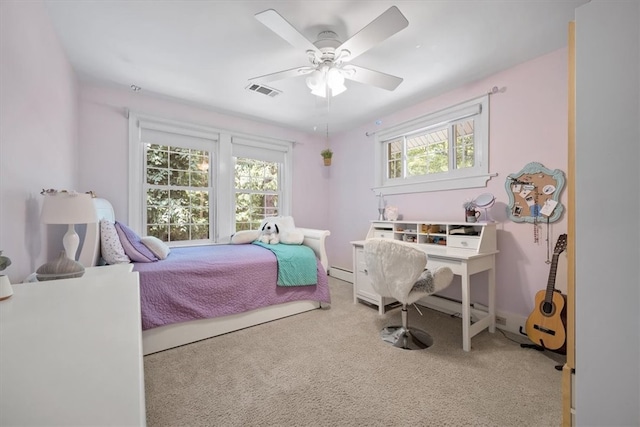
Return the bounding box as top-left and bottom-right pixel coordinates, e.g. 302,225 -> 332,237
43,0 -> 587,135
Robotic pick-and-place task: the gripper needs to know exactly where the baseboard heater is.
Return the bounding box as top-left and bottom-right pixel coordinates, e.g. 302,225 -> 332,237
328,266 -> 353,283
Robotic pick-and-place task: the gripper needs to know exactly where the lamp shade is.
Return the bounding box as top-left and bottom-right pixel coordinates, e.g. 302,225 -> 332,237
306,65 -> 347,98
326,67 -> 344,88
41,193 -> 98,225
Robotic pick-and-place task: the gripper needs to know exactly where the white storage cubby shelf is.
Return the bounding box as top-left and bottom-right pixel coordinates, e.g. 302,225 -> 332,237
366,220 -> 496,254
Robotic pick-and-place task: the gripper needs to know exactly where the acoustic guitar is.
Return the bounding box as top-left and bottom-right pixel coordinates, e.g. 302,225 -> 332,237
525,234 -> 568,352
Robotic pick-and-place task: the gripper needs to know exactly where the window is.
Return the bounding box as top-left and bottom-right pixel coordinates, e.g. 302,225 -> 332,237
231,136 -> 291,233
234,158 -> 279,232
129,113 -> 292,244
145,144 -> 212,242
374,95 -> 493,194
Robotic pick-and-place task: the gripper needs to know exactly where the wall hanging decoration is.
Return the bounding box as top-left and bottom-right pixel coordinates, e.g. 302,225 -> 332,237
505,162 -> 565,256
505,162 -> 565,224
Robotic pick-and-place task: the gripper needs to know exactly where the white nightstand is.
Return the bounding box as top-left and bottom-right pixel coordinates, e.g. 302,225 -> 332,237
1,266 -> 145,426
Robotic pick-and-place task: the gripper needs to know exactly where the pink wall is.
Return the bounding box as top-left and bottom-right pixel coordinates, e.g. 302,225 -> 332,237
327,48 -> 569,318
0,0 -> 79,282
77,84 -> 331,231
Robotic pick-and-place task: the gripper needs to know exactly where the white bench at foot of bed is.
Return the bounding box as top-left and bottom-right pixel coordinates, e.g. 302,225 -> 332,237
142,300 -> 320,355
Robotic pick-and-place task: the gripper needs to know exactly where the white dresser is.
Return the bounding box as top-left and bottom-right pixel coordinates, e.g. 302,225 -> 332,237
0,265 -> 146,426
353,220 -> 498,351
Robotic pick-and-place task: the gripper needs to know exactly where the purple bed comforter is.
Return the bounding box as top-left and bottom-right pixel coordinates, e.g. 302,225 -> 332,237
132,244 -> 330,330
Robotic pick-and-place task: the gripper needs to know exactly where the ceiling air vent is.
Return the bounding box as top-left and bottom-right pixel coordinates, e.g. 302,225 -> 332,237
246,83 -> 281,98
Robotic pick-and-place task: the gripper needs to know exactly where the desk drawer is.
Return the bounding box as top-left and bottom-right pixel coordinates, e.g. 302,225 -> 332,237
372,230 -> 393,239
448,235 -> 480,250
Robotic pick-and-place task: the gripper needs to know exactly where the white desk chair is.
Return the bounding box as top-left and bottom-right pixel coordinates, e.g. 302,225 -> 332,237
364,238 -> 453,350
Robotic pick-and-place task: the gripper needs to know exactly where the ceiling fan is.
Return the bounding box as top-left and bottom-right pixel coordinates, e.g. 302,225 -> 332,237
249,6 -> 409,98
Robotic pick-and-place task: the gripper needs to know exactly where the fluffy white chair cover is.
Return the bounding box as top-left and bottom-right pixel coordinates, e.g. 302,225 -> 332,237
364,238 -> 453,305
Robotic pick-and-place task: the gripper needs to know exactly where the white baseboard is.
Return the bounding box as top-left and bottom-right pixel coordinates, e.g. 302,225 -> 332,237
417,294 -> 527,337
328,266 -> 353,283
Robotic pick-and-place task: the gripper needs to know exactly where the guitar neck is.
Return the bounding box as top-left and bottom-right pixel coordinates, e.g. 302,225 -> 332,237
544,253 -> 560,302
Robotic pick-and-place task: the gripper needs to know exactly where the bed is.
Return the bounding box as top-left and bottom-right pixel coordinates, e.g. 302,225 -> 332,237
78,198 -> 331,355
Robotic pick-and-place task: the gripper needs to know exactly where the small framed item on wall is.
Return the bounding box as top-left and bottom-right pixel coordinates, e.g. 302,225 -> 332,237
505,162 -> 565,224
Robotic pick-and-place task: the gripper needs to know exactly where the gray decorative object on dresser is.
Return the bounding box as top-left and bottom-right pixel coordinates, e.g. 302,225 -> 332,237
36,251 -> 85,281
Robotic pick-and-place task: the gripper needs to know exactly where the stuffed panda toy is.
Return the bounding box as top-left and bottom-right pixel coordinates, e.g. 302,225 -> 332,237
230,216 -> 305,245
259,216 -> 304,245
258,221 -> 280,245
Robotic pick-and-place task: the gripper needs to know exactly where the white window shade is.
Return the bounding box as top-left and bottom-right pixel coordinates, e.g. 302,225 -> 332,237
140,127 -> 216,150
378,101 -> 483,142
232,137 -> 290,163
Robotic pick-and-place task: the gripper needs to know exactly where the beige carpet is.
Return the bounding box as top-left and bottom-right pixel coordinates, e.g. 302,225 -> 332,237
144,278 -> 563,426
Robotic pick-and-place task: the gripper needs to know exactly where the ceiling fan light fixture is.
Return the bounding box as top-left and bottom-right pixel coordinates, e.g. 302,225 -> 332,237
310,84 -> 327,98
326,67 -> 344,87
305,69 -> 323,88
306,68 -> 330,97
326,67 -> 346,97
329,81 -> 346,97
306,65 -> 346,98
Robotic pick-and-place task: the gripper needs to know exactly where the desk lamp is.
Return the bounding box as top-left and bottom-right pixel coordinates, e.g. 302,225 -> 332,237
41,192 -> 98,260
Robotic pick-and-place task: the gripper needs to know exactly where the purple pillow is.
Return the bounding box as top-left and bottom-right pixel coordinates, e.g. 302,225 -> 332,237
115,222 -> 158,263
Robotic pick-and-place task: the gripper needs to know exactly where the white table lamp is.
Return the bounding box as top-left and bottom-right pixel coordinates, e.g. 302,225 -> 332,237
41,192 -> 98,260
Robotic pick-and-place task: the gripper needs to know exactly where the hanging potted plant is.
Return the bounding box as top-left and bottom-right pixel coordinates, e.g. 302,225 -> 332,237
0,251 -> 13,301
321,148 -> 333,166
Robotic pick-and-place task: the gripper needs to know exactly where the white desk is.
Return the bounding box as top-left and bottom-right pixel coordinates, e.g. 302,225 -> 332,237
0,266 -> 146,426
353,240 -> 498,352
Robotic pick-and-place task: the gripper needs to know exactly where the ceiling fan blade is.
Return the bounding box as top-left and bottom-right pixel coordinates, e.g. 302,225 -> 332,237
342,65 -> 403,91
249,66 -> 314,85
337,6 -> 408,62
255,9 -> 322,57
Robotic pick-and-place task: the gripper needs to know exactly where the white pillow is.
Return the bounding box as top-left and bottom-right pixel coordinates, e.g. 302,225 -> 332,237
100,219 -> 131,264
230,229 -> 261,244
280,229 -> 304,245
140,236 -> 171,260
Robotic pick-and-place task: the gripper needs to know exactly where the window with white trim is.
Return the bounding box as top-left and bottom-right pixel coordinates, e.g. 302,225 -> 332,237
234,158 -> 279,231
129,113 -> 293,244
145,143 -> 212,242
232,137 -> 289,232
374,95 -> 493,194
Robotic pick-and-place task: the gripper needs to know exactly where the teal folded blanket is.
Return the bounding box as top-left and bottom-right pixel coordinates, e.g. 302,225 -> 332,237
253,242 -> 317,286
